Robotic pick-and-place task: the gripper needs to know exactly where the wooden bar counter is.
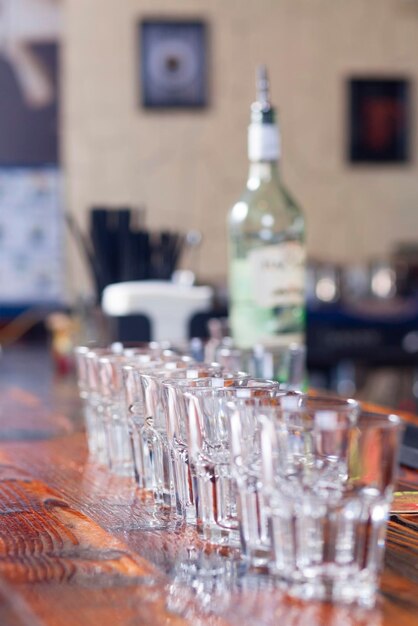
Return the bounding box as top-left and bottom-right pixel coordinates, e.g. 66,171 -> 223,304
0,345 -> 417,626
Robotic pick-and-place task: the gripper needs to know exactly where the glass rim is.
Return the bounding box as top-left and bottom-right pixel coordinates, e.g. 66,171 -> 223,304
123,346 -> 179,358
84,346 -> 117,360
98,353 -> 127,365
161,371 -> 250,388
357,409 -> 404,430
226,391 -> 357,410
74,345 -> 90,355
275,392 -> 360,410
136,363 -> 206,381
257,403 -> 405,432
121,356 -> 191,372
183,379 -> 281,397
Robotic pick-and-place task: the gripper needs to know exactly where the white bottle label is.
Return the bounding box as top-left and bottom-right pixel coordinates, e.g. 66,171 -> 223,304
248,123 -> 280,162
248,242 -> 305,307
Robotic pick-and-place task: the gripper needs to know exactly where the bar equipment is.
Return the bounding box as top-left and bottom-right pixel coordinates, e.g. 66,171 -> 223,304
102,280 -> 213,344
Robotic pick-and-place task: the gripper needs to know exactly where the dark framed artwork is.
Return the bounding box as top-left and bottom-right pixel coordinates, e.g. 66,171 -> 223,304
348,78 -> 411,164
140,19 -> 208,109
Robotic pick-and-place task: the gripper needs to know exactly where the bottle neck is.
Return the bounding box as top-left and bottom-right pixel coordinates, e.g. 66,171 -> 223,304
247,121 -> 281,166
247,160 -> 280,186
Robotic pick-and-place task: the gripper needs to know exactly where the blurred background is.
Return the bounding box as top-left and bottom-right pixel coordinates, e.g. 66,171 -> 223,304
2,0 -> 418,409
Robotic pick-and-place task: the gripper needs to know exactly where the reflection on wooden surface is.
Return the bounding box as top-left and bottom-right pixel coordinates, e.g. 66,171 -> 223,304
0,470 -> 157,586
0,430 -> 414,626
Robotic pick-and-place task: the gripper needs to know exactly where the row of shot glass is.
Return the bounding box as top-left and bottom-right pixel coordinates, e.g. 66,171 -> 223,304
75,341 -> 403,607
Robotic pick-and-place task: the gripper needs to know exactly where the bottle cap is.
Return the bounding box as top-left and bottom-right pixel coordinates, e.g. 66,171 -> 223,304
251,65 -> 276,124
248,65 -> 280,161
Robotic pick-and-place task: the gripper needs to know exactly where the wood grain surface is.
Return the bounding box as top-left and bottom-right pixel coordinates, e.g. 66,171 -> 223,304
0,345 -> 417,626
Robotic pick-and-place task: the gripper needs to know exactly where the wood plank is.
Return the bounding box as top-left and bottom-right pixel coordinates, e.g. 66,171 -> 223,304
0,448 -> 191,626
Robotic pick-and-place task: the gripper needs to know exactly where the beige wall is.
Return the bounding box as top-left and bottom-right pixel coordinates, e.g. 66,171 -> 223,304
63,0 -> 418,296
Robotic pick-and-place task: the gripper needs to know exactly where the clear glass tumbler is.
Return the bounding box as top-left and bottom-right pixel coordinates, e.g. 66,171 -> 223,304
74,346 -> 97,457
97,354 -> 134,476
122,358 -> 202,504
122,356 -> 193,493
137,361 -> 228,509
162,373 -> 251,522
83,347 -> 117,467
227,393 -> 359,567
184,381 -> 280,545
213,342 -> 306,389
259,399 -> 402,607
75,342 -> 180,470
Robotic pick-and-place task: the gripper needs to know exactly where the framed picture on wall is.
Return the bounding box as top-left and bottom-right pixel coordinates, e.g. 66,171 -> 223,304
0,167 -> 64,304
348,77 -> 411,164
139,19 -> 208,109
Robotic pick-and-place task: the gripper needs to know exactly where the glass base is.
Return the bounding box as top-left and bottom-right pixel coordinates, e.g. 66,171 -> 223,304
184,503 -> 197,525
243,545 -> 271,570
200,524 -> 241,548
278,570 -> 378,608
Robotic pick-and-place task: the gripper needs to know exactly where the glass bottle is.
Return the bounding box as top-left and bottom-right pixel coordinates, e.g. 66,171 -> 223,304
227,66 -> 305,350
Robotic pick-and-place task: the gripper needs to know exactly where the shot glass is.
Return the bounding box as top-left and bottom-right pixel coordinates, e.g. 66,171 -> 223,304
138,362 -> 226,508
82,347 -> 118,466
226,393 -> 289,567
123,358 -> 206,503
122,351 -> 193,494
251,343 -> 306,389
74,346 -> 97,457
75,343 -> 132,464
162,373 -> 251,522
97,354 -> 134,476
213,342 -> 306,389
227,393 -> 359,568
75,342 -> 182,469
184,381 -> 280,545
259,399 -> 402,607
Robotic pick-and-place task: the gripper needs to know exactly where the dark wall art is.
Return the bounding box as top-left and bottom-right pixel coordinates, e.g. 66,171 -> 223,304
348,78 -> 410,164
140,19 -> 208,109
